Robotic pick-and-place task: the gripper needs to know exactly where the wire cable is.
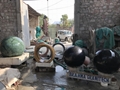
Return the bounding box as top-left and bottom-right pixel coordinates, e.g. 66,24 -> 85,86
37,5 -> 74,11
37,0 -> 63,10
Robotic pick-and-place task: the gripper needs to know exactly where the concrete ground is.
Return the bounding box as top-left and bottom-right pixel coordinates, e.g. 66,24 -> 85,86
17,42 -> 120,90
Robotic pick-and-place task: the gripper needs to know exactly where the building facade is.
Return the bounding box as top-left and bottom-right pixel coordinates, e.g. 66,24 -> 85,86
0,0 -> 40,48
74,0 -> 120,50
0,0 -> 21,42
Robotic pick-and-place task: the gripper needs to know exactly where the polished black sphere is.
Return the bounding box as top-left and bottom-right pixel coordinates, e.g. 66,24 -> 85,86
63,46 -> 85,68
93,49 -> 120,74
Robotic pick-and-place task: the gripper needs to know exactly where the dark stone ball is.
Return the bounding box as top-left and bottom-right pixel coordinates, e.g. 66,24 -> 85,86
1,36 -> 25,57
63,46 -> 85,68
93,49 -> 120,74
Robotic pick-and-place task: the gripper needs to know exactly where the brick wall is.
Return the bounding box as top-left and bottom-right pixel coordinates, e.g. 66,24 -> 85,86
74,0 -> 120,49
0,0 -> 17,42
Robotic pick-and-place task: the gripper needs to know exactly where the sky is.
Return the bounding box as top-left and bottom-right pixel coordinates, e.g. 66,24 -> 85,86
24,0 -> 75,24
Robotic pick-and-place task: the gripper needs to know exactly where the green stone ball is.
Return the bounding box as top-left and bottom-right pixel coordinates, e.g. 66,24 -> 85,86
1,36 -> 25,57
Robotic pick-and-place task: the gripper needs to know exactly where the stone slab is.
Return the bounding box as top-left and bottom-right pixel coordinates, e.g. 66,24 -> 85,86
17,85 -> 35,90
0,53 -> 29,65
35,61 -> 54,67
35,67 -> 55,72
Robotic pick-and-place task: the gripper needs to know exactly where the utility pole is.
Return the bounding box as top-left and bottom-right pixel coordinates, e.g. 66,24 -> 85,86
47,0 -> 49,18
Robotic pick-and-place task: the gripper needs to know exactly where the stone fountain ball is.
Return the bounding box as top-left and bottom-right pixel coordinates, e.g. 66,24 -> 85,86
93,49 -> 120,74
1,36 -> 25,57
63,46 -> 85,68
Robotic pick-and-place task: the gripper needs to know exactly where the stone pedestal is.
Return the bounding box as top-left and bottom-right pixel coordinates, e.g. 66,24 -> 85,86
0,53 -> 29,65
35,61 -> 54,67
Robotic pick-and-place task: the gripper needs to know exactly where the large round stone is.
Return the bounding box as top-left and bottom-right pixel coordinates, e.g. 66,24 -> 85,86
1,36 -> 25,57
93,49 -> 120,74
63,46 -> 85,68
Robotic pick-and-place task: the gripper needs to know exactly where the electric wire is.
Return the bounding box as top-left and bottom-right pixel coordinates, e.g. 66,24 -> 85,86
38,0 -> 63,10
37,5 -> 74,11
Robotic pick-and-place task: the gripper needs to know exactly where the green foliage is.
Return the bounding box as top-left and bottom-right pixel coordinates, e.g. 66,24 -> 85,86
39,14 -> 49,28
39,14 -> 44,27
68,19 -> 74,27
49,24 -> 56,28
60,14 -> 74,29
48,24 -> 57,39
60,14 -> 68,28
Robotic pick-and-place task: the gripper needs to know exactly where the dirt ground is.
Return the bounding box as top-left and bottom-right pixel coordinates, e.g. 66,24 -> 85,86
17,58 -> 120,90
17,42 -> 120,90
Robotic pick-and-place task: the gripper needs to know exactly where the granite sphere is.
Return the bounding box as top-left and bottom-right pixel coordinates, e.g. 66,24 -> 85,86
93,49 -> 120,74
63,46 -> 85,68
1,36 -> 25,57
